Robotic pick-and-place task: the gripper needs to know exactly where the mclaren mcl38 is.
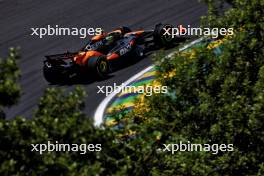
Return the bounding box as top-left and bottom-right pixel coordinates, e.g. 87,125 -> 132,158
43,23 -> 177,83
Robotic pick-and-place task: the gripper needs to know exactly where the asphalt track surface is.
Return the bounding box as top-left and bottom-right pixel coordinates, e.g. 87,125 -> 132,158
0,0 -> 207,119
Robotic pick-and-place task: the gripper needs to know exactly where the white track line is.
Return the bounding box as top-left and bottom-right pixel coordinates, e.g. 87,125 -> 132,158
94,66 -> 154,126
93,37 -> 204,126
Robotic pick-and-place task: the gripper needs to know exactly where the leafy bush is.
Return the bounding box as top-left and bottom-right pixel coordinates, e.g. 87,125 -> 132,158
119,0 -> 264,175
0,48 -> 21,119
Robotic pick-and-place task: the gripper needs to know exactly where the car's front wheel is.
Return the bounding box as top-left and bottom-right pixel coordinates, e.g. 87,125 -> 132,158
154,23 -> 174,47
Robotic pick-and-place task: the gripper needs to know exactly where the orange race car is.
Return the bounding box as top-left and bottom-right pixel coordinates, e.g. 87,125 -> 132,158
43,23 -> 176,83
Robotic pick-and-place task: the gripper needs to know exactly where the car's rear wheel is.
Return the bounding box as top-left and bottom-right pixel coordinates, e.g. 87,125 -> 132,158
87,56 -> 109,79
154,23 -> 174,47
43,62 -> 60,84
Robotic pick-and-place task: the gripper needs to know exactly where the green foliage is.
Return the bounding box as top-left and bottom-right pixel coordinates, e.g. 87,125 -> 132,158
0,85 -> 162,175
0,87 -> 118,175
0,48 -> 21,119
119,0 -> 264,175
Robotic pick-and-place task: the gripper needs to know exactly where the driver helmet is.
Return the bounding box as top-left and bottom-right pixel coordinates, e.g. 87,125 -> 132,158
105,35 -> 114,43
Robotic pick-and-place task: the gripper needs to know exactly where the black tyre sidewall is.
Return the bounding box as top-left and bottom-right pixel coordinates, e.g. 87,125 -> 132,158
43,65 -> 60,84
87,56 -> 109,79
154,24 -> 174,47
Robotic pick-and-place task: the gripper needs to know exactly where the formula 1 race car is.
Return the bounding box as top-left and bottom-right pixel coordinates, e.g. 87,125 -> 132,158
43,23 -> 174,83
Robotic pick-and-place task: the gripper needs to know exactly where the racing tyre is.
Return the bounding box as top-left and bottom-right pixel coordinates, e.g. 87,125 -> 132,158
43,62 -> 60,84
87,56 -> 109,79
154,23 -> 174,47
